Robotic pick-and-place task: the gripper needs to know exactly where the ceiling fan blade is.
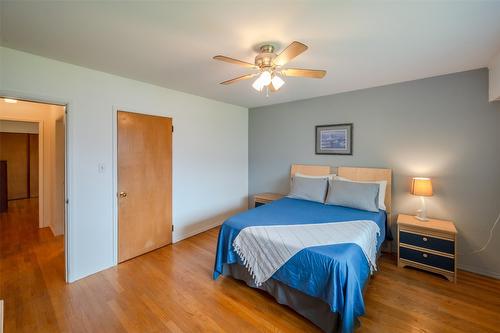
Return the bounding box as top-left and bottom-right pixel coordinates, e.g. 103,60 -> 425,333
281,68 -> 326,79
273,41 -> 308,67
220,73 -> 258,85
213,55 -> 256,68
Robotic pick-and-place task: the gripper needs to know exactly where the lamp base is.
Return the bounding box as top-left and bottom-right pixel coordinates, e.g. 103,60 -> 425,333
416,197 -> 429,221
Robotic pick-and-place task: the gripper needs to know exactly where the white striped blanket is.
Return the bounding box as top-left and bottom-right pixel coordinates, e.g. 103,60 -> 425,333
233,220 -> 380,287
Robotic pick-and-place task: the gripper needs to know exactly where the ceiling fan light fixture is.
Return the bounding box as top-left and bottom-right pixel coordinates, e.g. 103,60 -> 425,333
271,75 -> 285,90
214,41 -> 326,94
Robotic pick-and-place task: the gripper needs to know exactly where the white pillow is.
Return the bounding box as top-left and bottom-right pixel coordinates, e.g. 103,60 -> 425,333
295,172 -> 336,180
334,176 -> 387,211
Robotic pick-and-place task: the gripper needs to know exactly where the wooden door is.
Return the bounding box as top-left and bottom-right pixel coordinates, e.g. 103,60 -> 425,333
0,133 -> 29,200
117,111 -> 172,263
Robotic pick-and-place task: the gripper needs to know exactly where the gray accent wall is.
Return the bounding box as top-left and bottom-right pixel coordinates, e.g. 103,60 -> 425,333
249,69 -> 500,278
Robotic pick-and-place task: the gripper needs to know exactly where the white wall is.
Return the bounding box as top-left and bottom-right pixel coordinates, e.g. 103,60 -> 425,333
0,120 -> 39,133
489,49 -> 500,101
0,47 -> 249,282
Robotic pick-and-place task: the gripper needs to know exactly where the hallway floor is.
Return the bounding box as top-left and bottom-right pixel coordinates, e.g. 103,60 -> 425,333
0,199 -> 65,331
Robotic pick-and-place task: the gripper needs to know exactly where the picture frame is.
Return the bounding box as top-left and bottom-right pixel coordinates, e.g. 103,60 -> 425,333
315,123 -> 353,155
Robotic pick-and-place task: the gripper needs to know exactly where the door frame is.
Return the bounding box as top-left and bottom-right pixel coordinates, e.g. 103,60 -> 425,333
111,107 -> 173,265
0,91 -> 71,282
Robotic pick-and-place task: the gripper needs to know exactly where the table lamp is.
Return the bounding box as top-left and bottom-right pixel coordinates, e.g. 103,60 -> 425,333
410,177 -> 433,221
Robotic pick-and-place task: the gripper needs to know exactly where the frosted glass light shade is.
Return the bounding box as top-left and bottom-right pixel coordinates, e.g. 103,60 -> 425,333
260,71 -> 272,86
271,75 -> 285,90
252,77 -> 264,91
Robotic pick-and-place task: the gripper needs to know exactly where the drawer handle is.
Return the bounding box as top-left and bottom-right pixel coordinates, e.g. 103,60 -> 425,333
422,253 -> 428,258
422,237 -> 428,242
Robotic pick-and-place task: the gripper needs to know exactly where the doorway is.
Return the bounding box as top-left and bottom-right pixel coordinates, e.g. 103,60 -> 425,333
117,111 -> 172,262
0,98 -> 67,281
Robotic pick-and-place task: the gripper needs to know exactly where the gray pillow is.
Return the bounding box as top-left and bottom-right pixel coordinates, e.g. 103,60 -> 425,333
287,176 -> 329,203
325,179 -> 379,212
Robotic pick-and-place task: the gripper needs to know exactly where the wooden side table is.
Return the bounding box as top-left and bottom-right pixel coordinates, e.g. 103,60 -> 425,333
253,193 -> 284,208
397,214 -> 457,282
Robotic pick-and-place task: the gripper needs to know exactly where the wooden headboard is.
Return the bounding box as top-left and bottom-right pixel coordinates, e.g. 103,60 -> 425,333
290,164 -> 393,227
290,164 -> 331,177
338,166 -> 393,226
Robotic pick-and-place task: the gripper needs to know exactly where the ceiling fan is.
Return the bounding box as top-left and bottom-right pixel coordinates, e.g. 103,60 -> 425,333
213,41 -> 326,94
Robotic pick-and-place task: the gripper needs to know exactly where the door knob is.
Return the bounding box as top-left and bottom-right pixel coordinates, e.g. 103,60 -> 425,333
119,191 -> 128,198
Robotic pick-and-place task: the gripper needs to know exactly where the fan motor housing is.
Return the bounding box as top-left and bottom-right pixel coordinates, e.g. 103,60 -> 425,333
255,44 -> 276,68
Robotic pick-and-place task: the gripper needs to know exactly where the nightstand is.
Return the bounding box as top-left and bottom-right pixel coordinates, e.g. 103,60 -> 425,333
253,193 -> 284,208
397,214 -> 457,282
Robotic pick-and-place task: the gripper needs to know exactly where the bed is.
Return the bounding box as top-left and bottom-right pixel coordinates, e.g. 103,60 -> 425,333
213,165 -> 392,332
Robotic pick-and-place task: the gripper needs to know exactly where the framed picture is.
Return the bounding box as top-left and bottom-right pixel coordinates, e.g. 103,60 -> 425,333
315,123 -> 353,155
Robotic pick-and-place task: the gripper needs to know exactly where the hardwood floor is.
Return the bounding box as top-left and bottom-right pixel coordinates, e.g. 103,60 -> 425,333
1,199 -> 499,332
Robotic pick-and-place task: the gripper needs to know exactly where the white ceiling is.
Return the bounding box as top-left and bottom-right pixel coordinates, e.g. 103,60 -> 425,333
1,1 -> 500,108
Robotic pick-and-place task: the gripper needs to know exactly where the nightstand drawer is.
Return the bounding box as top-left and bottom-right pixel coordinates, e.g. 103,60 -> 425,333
399,247 -> 454,272
400,231 -> 454,254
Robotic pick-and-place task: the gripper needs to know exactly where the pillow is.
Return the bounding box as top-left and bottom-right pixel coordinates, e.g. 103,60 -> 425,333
334,176 -> 387,211
289,173 -> 335,191
287,176 -> 329,203
295,172 -> 336,180
325,179 -> 380,212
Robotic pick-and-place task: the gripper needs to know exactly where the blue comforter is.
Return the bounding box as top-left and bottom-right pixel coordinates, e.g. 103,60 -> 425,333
213,197 -> 386,333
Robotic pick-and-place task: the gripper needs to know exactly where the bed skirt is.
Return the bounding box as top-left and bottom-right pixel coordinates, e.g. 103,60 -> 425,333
223,263 -> 344,332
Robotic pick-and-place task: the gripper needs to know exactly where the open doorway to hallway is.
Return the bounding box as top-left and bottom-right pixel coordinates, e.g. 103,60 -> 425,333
0,98 -> 67,317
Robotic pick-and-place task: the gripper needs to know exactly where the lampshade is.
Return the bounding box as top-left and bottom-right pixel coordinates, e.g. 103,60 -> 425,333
410,177 -> 433,196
